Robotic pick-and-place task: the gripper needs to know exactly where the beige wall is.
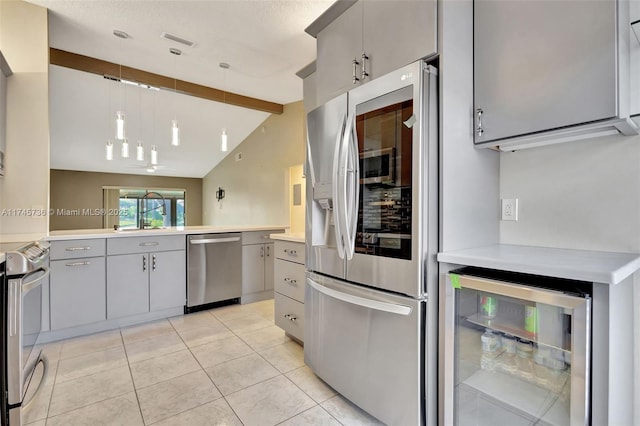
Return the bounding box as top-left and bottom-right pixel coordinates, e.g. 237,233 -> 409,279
50,169 -> 203,230
0,0 -> 49,240
203,101 -> 305,227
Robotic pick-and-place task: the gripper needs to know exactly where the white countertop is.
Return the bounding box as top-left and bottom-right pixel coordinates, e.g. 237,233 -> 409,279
437,244 -> 640,285
47,225 -> 287,241
270,232 -> 305,243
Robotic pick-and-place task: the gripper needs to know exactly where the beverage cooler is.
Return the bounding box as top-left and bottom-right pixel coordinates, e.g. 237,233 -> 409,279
442,269 -> 591,426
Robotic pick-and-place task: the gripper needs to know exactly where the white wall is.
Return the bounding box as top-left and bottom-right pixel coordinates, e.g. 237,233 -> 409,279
203,101 -> 305,227
0,0 -> 49,240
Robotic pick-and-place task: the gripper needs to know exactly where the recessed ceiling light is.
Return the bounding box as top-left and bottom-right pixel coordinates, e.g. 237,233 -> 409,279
160,32 -> 196,48
113,30 -> 129,39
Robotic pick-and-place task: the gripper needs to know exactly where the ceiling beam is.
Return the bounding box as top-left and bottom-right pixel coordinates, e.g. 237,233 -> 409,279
49,48 -> 284,115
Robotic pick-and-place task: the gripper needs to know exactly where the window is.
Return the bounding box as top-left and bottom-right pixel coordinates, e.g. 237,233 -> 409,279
103,187 -> 186,229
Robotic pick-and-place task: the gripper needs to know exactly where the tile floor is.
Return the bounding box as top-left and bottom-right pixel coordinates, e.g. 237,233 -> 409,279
23,299 -> 384,426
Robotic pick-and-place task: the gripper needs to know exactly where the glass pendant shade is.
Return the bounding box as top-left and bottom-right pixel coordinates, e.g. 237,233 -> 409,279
151,146 -> 158,165
221,129 -> 228,152
121,139 -> 129,158
171,119 -> 180,146
116,111 -> 125,140
105,140 -> 114,160
136,142 -> 144,161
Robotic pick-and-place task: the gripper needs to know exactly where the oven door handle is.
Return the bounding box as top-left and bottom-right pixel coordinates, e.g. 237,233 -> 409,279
22,353 -> 49,409
307,278 -> 412,315
21,266 -> 50,295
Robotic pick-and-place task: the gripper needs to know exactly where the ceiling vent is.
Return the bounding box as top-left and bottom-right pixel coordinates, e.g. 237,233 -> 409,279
160,32 -> 196,48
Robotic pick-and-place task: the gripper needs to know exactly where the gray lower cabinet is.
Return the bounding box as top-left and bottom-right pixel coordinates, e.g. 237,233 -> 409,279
107,254 -> 149,319
150,250 -> 186,311
50,256 -> 106,330
273,240 -> 305,341
242,243 -> 274,294
106,249 -> 186,319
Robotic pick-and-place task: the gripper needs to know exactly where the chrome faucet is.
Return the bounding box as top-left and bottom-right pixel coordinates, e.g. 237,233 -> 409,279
139,191 -> 167,229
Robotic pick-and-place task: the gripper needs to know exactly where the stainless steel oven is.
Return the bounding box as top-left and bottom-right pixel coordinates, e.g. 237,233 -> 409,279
3,241 -> 49,426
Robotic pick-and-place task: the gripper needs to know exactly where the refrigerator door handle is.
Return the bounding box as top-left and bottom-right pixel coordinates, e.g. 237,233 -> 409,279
307,277 -> 412,315
343,111 -> 360,260
332,113 -> 347,260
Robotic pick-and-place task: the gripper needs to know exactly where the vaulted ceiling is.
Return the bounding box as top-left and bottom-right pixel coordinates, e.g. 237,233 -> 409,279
27,0 -> 332,177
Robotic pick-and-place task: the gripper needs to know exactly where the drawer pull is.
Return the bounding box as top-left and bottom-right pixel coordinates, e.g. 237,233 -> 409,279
66,246 -> 91,251
139,242 -> 159,247
283,314 -> 298,322
65,261 -> 90,267
283,249 -> 297,255
283,278 -> 298,286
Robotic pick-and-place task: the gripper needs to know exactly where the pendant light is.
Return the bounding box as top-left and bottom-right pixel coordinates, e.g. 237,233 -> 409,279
221,128 -> 228,152
220,62 -> 230,152
121,139 -> 129,158
136,142 -> 144,161
151,146 -> 158,165
105,140 -> 114,160
170,48 -> 181,146
115,111 -> 125,140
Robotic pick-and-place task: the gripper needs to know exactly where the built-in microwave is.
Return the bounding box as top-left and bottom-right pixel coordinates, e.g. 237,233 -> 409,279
359,147 -> 395,185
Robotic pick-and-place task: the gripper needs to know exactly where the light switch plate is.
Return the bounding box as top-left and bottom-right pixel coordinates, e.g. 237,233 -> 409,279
501,198 -> 518,221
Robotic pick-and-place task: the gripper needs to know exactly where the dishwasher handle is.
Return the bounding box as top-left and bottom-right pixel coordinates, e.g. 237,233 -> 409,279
190,237 -> 241,245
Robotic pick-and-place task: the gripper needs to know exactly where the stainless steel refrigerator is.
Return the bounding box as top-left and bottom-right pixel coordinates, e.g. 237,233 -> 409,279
304,60 -> 439,426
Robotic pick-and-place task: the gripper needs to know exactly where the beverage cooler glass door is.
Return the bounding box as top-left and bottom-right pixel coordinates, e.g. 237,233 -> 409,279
345,62 -> 438,298
443,273 -> 590,426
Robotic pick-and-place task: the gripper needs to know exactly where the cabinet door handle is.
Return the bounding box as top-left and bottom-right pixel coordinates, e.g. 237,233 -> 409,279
266,246 -> 270,257
152,254 -> 157,271
139,242 -> 159,247
261,246 -> 264,258
289,316 -> 297,322
142,255 -> 147,272
66,246 -> 91,251
361,52 -> 369,81
352,58 -> 360,84
65,261 -> 90,267
476,108 -> 484,137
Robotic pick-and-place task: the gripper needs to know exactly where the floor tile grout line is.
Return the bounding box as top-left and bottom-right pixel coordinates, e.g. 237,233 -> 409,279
119,329 -> 146,426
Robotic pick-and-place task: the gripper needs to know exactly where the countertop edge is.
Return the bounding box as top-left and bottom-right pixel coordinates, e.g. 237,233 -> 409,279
270,233 -> 305,243
437,244 -> 640,285
47,226 -> 288,241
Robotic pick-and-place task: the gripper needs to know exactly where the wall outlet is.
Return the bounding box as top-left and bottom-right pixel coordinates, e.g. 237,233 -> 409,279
501,198 -> 518,221
235,152 -> 242,161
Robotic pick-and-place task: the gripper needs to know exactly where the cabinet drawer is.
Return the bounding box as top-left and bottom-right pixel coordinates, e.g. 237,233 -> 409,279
274,241 -> 305,264
274,292 -> 304,342
50,239 -> 106,260
242,229 -> 285,245
107,235 -> 185,255
50,257 -> 106,330
274,259 -> 305,302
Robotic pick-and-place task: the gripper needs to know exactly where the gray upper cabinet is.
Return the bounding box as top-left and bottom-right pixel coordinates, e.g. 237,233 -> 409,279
474,0 -> 636,149
315,0 -> 437,105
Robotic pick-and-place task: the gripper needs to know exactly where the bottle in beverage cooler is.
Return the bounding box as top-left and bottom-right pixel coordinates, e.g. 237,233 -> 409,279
480,329 -> 500,371
533,345 -> 550,389
515,339 -> 534,381
500,334 -> 517,374
524,305 -> 538,337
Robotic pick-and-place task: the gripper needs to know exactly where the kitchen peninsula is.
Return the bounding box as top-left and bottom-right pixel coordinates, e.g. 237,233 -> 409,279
43,226 -> 286,343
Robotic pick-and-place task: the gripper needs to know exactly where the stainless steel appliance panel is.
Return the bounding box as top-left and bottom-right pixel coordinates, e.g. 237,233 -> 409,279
346,61 -> 438,298
187,233 -> 242,307
305,272 -> 424,426
306,93 -> 348,279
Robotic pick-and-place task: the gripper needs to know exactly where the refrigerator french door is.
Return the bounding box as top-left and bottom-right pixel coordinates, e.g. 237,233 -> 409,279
306,60 -> 439,297
305,60 -> 439,426
442,270 -> 591,426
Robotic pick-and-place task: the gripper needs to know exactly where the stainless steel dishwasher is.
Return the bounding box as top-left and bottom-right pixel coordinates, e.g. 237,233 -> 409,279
187,233 -> 242,312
